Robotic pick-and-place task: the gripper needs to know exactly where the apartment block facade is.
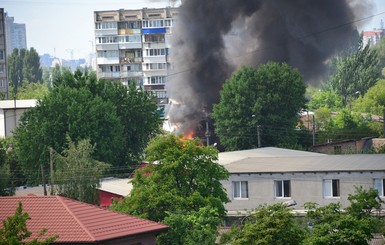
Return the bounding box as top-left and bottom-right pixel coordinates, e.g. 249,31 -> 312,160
0,9 -> 7,96
94,8 -> 178,109
5,13 -> 27,56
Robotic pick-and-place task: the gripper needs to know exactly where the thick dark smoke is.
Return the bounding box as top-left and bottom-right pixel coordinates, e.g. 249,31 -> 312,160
165,0 -> 373,134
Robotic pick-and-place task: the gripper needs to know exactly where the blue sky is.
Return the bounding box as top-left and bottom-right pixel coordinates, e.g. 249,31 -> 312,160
2,0 -> 385,60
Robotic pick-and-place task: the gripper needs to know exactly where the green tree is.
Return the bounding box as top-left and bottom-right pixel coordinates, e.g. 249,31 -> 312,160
0,148 -> 12,196
219,203 -> 306,245
158,207 -> 223,245
8,49 -> 25,89
14,70 -> 161,184
8,81 -> 49,100
374,37 -> 385,77
304,187 -> 384,245
53,138 -> 110,204
307,89 -> 343,111
22,47 -> 42,84
352,79 -> 385,116
112,134 -> 229,244
212,63 -> 307,150
330,39 -> 379,107
0,202 -> 58,244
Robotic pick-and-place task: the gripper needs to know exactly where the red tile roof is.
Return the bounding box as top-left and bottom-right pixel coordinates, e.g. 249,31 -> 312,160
0,196 -> 168,243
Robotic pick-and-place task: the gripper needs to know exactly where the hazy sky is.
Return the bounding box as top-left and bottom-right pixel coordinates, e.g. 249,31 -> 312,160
2,0 -> 385,60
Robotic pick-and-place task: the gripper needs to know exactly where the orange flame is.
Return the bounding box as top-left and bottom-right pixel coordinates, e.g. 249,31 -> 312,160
183,130 -> 194,139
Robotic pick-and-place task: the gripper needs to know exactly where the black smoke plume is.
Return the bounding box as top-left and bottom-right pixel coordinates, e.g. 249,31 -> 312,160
165,0 -> 373,134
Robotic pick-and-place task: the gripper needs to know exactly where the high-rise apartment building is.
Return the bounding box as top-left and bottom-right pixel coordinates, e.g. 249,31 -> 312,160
0,9 -> 8,97
5,13 -> 27,56
94,8 -> 178,110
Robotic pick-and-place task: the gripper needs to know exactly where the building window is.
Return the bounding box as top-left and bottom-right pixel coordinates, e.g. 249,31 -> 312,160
374,179 -> 385,197
145,48 -> 166,56
95,22 -> 117,30
323,179 -> 340,198
0,50 -> 4,60
233,181 -> 248,199
147,76 -> 166,85
275,180 -> 291,198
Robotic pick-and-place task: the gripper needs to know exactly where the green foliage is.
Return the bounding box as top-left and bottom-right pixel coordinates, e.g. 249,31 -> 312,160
330,39 -> 379,107
13,69 -> 161,184
212,62 -> 307,151
8,48 -> 42,88
0,138 -> 23,196
158,207 -> 222,245
304,187 -> 384,245
53,137 -> 110,205
352,79 -> 385,116
8,81 -> 49,100
307,89 -> 343,111
0,202 -> 58,244
219,203 -> 306,245
22,48 -> 43,84
374,37 -> 385,76
0,148 -> 12,196
314,108 -> 382,144
112,134 -> 229,242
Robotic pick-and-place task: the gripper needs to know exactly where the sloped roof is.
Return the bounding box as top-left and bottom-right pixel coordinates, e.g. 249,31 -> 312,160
222,153 -> 385,174
0,196 -> 168,243
98,178 -> 133,197
218,147 -> 325,165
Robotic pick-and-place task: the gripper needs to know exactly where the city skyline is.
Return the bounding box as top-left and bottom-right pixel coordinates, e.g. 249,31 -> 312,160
2,0 -> 385,60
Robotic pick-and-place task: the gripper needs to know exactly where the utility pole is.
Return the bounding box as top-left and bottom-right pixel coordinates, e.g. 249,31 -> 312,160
312,114 -> 316,146
41,164 -> 47,196
383,109 -> 385,138
205,120 -> 210,146
257,125 -> 261,148
49,149 -> 54,195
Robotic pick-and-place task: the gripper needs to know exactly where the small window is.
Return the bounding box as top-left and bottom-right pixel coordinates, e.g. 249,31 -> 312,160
233,181 -> 248,199
275,180 -> 291,198
323,179 -> 340,198
374,179 -> 385,197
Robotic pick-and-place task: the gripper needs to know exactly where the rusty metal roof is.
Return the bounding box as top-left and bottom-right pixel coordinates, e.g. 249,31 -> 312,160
0,196 -> 168,243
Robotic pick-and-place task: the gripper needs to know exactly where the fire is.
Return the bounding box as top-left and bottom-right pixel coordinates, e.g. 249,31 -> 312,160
183,130 -> 194,139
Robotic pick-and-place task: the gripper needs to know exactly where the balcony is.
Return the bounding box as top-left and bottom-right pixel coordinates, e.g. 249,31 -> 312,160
120,71 -> 143,77
96,57 -> 119,65
100,72 -> 120,78
118,42 -> 142,50
96,43 -> 119,51
95,29 -> 118,36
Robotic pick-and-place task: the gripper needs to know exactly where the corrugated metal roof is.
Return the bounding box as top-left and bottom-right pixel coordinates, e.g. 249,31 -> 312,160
218,148 -> 385,173
98,177 -> 133,197
0,196 -> 168,243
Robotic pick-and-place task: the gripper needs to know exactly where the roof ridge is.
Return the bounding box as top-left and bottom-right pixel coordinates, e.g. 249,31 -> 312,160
55,196 -> 96,241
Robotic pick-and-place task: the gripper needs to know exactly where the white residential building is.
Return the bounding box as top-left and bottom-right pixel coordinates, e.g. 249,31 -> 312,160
218,147 -> 385,216
94,8 -> 178,112
0,9 -> 7,97
0,99 -> 36,137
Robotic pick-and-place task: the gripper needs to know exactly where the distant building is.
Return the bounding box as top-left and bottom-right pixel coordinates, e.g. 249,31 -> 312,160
0,9 -> 8,97
0,99 -> 37,137
94,7 -> 179,111
362,28 -> 384,47
4,12 -> 27,56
